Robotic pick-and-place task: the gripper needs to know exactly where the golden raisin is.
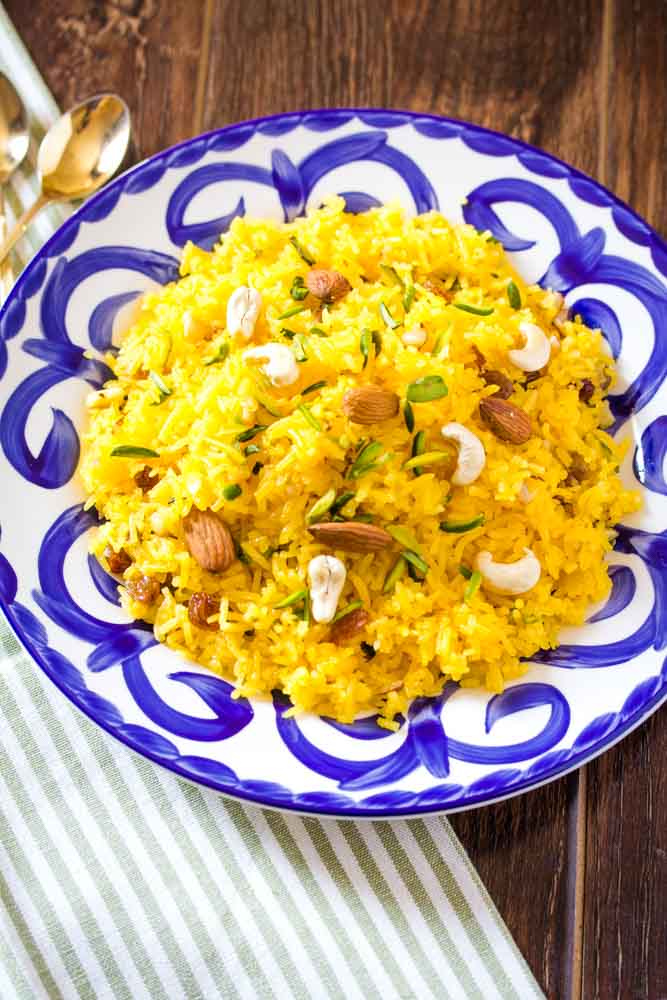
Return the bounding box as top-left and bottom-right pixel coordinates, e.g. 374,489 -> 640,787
134,466 -> 160,492
305,268 -> 351,303
104,546 -> 131,574
579,379 -> 595,403
126,575 -> 161,604
188,592 -> 221,631
329,608 -> 370,644
481,370 -> 513,399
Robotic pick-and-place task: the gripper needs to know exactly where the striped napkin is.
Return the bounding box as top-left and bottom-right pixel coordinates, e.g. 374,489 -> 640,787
0,7 -> 544,998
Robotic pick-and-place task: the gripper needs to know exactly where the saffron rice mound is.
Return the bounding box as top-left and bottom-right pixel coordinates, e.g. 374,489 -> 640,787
81,198 -> 639,729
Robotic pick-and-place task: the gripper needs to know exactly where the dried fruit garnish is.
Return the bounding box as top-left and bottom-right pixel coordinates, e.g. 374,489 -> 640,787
329,607 -> 370,644
188,592 -> 220,630
305,268 -> 351,303
104,546 -> 131,574
127,575 -> 161,604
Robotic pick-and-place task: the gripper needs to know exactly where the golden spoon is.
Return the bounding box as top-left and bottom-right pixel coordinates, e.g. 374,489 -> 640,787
0,72 -> 30,296
0,93 -> 130,267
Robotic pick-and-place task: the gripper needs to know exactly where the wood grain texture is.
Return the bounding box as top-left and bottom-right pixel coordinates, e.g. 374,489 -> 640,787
583,6 -> 667,996
604,0 -> 667,234
3,1 -> 666,996
450,779 -> 572,997
582,713 -> 667,1000
4,0 -> 204,159
202,0 -> 604,177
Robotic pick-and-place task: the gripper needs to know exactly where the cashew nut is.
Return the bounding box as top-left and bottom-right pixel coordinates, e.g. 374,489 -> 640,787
243,343 -> 299,387
441,422 -> 486,485
401,325 -> 427,348
475,548 -> 541,595
308,555 -> 346,623
508,321 -> 551,372
227,285 -> 262,340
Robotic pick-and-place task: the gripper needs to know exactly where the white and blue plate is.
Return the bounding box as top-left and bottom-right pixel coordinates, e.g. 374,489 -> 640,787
0,110 -> 665,817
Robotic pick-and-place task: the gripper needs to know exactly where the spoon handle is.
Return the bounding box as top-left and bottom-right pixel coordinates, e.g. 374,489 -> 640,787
0,187 -> 13,302
0,192 -> 49,268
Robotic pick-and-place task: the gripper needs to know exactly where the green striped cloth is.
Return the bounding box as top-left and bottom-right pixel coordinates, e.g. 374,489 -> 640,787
0,8 -> 544,998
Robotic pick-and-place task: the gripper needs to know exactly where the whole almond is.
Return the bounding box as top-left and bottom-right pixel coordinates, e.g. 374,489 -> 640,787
330,608 -> 370,644
479,396 -> 532,444
306,268 -> 351,303
481,369 -> 514,399
308,521 -> 393,552
342,386 -> 399,424
183,508 -> 236,572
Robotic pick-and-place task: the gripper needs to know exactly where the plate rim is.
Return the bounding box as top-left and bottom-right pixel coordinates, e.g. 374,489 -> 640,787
1,106 -> 665,817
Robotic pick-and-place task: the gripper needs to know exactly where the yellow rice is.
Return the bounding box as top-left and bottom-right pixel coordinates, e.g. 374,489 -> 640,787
80,197 -> 640,728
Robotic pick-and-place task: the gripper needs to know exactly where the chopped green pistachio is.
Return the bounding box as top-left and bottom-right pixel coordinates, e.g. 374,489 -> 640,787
386,524 -> 422,554
235,424 -> 268,443
204,340 -> 230,366
309,326 -> 327,337
110,445 -> 159,458
292,334 -> 308,363
244,444 -> 261,456
453,303 -> 494,316
290,275 -> 308,300
274,588 -> 308,609
440,514 -> 485,533
402,450 -> 452,471
289,236 -> 316,265
332,600 -> 364,623
411,429 -> 426,477
403,399 -> 415,433
383,555 -> 407,593
406,375 -> 448,403
278,303 -> 308,321
431,330 -> 446,356
306,488 -> 337,524
380,264 -> 405,289
329,491 -> 355,517
149,370 -> 171,403
302,380 -> 328,396
507,280 -> 521,309
222,484 -> 242,501
379,301 -> 401,329
360,329 -> 371,369
297,403 -> 321,431
402,549 -> 429,575
464,570 -> 482,602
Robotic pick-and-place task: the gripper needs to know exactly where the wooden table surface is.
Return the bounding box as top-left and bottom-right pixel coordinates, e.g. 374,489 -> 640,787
7,1 -> 666,996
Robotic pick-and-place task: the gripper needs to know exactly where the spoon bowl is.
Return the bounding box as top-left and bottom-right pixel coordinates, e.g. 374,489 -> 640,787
0,93 -> 131,265
0,72 -> 29,184
39,93 -> 130,201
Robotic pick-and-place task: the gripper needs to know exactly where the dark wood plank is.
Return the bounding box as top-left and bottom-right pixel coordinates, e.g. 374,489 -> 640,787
583,714 -> 667,1000
202,0 -> 603,177
603,0 -> 667,235
582,3 -> 667,996
450,778 -> 573,997
4,0 -> 206,159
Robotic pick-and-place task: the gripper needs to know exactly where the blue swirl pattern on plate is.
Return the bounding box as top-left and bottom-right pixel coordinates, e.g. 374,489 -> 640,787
0,109 -> 665,817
